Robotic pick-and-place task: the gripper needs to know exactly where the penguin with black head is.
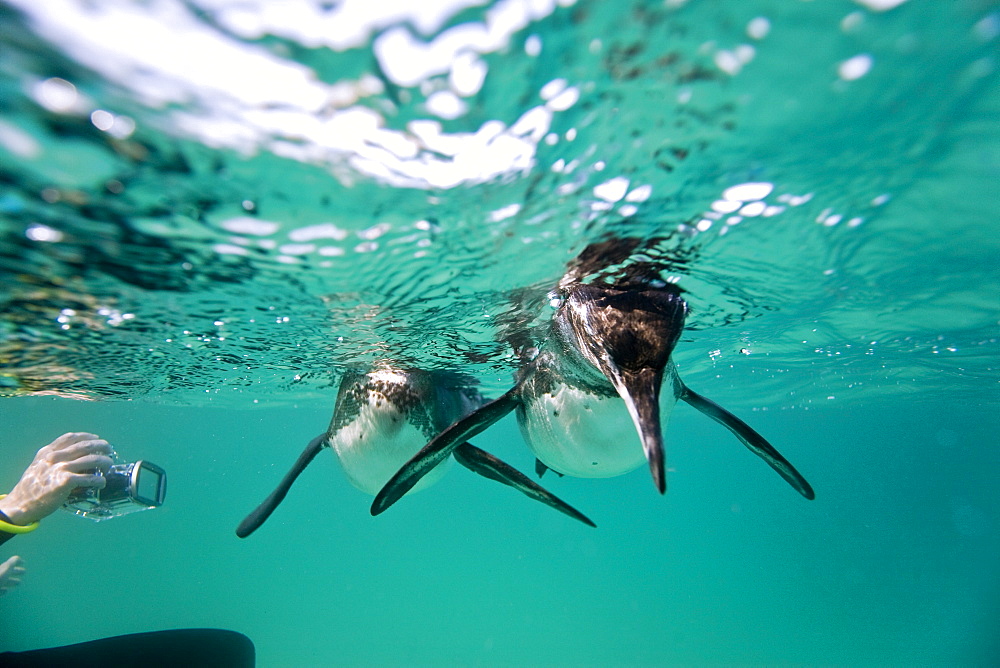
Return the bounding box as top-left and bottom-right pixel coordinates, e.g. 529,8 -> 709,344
372,237 -> 814,518
238,366 -> 594,538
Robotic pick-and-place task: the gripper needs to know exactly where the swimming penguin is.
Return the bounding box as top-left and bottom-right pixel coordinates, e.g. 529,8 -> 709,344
237,366 -> 594,537
371,239 -> 814,517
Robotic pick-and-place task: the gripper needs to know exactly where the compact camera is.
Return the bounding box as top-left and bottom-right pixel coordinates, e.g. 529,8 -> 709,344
63,460 -> 167,521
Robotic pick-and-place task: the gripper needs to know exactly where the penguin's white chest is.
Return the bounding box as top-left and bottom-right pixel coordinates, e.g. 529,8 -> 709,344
330,396 -> 448,496
517,383 -> 677,478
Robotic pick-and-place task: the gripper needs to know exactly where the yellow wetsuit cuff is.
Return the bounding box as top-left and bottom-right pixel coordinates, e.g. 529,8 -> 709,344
0,494 -> 40,534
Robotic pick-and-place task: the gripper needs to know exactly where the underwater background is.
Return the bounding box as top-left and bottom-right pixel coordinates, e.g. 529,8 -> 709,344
1,0 -> 998,664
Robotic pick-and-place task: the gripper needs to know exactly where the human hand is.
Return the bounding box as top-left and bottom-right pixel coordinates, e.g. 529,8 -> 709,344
0,432 -> 114,525
0,555 -> 25,595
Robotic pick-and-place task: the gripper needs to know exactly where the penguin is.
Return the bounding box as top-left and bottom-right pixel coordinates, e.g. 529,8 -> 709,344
371,239 -> 815,518
237,365 -> 594,537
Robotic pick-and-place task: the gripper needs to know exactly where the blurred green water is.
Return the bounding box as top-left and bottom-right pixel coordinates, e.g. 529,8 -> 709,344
1,394 -> 997,664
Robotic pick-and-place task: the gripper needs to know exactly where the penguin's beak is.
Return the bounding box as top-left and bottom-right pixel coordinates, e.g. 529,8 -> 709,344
606,365 -> 667,494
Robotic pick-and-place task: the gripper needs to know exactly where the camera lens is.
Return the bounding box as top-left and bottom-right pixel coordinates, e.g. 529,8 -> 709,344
99,465 -> 131,502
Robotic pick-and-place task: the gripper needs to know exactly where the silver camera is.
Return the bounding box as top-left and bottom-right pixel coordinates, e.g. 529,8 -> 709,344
63,460 -> 167,521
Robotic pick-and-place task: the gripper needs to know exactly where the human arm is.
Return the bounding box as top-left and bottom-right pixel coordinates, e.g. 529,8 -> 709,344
0,432 -> 114,526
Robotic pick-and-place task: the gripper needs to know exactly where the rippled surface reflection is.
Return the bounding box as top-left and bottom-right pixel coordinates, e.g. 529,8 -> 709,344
0,0 -> 997,407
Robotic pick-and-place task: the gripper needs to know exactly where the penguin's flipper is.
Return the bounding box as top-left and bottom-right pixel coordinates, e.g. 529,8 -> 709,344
372,385 -> 520,516
236,434 -> 327,538
680,384 -> 815,500
454,442 -> 595,527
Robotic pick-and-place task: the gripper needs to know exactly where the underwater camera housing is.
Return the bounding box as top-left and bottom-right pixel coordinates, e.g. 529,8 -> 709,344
63,460 -> 167,521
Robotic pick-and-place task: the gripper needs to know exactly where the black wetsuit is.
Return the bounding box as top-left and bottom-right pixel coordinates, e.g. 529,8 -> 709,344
0,516 -> 255,667
0,629 -> 255,667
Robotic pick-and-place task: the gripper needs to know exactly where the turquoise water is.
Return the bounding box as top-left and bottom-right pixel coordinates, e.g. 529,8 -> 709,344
1,0 -> 998,664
